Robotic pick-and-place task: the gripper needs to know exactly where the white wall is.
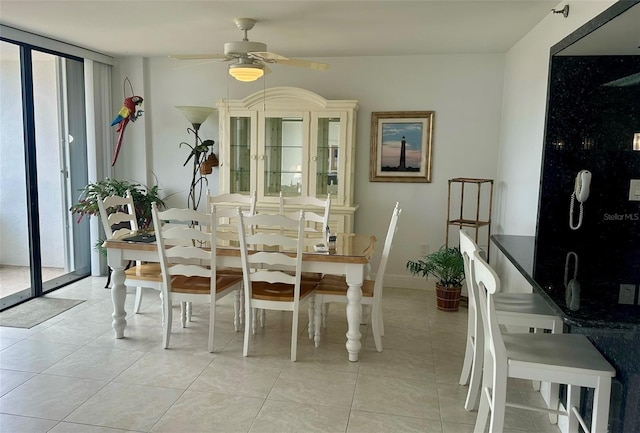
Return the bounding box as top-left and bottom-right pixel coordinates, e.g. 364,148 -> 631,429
492,0 -> 615,291
113,53 -> 505,289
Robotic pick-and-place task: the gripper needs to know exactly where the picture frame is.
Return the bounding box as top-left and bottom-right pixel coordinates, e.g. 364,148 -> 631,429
369,111 -> 434,182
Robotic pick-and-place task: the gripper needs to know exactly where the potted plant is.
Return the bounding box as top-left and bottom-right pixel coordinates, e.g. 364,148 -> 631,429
69,178 -> 165,233
406,246 -> 465,311
70,178 -> 166,287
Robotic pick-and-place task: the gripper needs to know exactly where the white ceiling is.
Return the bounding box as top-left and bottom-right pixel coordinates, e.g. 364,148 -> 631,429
0,1 -> 561,59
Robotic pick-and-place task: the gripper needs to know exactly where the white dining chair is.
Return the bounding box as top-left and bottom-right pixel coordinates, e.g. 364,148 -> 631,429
458,229 -> 564,412
208,190 -> 257,229
471,249 -> 615,433
151,203 -> 243,352
279,192 -> 331,237
279,192 -> 331,327
313,202 -> 401,351
236,209 -> 318,361
97,191 -> 162,314
206,190 -> 258,328
207,190 -> 257,244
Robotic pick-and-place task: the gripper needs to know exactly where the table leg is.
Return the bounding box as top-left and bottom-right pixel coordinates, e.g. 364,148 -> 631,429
345,264 -> 363,362
108,250 -> 127,339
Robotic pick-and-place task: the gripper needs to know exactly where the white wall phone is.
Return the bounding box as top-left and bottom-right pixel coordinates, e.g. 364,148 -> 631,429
569,169 -> 591,230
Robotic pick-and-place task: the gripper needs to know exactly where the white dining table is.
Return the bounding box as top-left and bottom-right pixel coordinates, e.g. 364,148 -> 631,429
104,233 -> 376,362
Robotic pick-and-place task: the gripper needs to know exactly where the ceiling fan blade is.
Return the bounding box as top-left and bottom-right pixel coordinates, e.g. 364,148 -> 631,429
271,58 -> 330,71
251,51 -> 289,61
170,54 -> 229,61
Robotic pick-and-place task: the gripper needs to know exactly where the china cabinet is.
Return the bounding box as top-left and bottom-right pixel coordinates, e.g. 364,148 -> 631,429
217,87 -> 359,232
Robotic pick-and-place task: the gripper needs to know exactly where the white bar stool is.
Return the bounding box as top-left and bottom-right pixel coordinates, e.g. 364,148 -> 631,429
472,249 -> 616,433
459,230 -> 564,412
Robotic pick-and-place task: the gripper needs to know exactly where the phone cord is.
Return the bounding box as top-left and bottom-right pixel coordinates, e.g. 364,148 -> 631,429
569,192 -> 583,230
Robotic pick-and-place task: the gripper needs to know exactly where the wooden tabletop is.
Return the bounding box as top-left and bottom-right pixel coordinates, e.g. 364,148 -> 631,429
104,233 -> 376,265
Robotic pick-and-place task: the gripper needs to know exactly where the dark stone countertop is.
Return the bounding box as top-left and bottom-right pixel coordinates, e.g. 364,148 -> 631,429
491,234 -> 640,332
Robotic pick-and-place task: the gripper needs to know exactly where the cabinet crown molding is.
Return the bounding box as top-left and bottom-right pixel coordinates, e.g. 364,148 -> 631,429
217,86 -> 359,112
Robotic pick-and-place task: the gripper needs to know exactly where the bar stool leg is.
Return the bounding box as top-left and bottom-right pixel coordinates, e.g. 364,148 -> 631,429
591,378 -> 612,433
548,382 -> 560,424
566,385 -> 581,433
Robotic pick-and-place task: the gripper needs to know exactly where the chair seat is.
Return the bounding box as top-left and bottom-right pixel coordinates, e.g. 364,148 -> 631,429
125,263 -> 162,282
316,277 -> 374,297
494,292 -> 558,316
251,280 -> 317,301
301,272 -> 323,281
319,274 -> 345,283
281,270 -> 323,281
504,333 -> 616,376
217,267 -> 244,276
171,274 -> 243,294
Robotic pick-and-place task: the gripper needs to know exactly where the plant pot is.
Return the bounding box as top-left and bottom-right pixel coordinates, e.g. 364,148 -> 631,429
436,283 -> 462,312
199,153 -> 219,175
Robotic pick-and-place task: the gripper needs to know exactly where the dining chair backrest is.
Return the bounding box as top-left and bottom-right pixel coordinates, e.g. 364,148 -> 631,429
208,190 -> 257,216
211,204 -> 244,243
97,190 -> 138,240
279,192 -> 330,235
208,190 -> 257,237
237,210 -> 305,296
371,202 -> 401,305
152,203 -> 215,299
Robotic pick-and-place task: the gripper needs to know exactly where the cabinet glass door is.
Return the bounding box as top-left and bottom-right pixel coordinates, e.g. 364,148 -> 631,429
229,116 -> 252,194
315,117 -> 341,198
263,115 -> 306,198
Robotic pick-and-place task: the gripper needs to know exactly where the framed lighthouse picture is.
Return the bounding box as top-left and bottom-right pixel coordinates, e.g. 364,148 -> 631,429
370,111 -> 434,182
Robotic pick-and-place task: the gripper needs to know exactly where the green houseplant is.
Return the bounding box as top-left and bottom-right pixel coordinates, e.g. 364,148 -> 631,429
70,178 -> 165,255
70,178 -> 164,231
70,178 -> 166,288
406,246 -> 465,311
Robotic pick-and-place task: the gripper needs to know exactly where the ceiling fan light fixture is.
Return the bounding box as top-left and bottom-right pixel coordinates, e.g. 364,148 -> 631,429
229,64 -> 264,82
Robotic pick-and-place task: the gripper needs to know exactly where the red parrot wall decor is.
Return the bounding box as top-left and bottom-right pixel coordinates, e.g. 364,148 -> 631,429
110,94 -> 144,166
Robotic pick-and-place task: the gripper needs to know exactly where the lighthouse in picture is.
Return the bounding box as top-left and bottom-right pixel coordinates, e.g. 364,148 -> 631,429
399,135 -> 407,170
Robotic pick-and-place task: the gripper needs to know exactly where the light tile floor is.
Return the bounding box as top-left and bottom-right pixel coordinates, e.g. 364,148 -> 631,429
0,277 -> 561,433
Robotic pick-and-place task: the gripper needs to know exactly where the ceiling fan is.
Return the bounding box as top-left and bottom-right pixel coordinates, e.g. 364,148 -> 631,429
171,18 -> 329,82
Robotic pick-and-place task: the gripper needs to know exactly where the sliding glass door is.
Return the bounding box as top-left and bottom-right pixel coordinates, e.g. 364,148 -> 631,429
0,40 -> 90,310
0,41 -> 30,307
